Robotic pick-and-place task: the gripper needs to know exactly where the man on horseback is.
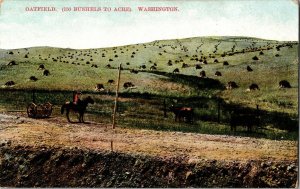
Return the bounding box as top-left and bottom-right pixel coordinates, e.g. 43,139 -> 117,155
73,91 -> 82,105
61,95 -> 94,123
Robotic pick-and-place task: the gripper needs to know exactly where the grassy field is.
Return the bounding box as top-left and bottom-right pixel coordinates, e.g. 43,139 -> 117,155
0,36 -> 298,140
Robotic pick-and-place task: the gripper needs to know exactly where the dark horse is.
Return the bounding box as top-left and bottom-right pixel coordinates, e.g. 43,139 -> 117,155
169,105 -> 194,123
61,96 -> 94,123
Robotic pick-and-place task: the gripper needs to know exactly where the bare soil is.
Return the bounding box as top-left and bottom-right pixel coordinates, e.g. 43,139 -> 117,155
0,112 -> 298,187
0,112 -> 297,162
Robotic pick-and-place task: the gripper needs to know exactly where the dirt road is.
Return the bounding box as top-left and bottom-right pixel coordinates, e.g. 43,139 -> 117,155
0,112 -> 297,162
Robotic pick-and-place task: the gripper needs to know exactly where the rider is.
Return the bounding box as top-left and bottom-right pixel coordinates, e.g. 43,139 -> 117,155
73,91 -> 82,105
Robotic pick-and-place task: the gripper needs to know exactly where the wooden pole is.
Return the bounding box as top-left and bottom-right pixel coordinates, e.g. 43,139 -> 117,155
110,140 -> 114,152
256,104 -> 259,128
112,63 -> 122,129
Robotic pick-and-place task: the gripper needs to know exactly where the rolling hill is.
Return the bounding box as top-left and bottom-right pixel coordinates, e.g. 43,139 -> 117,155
0,36 -> 298,114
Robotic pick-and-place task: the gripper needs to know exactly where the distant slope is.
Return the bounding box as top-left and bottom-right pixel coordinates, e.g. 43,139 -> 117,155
0,36 -> 298,112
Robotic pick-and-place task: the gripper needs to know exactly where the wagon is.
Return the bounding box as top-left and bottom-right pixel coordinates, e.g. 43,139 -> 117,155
27,102 -> 53,118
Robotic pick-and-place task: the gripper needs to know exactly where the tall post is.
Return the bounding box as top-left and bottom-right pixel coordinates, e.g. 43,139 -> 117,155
112,63 -> 122,129
256,104 -> 259,128
110,140 -> 114,152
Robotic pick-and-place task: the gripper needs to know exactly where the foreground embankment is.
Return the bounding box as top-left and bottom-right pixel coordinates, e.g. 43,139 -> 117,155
0,144 -> 297,188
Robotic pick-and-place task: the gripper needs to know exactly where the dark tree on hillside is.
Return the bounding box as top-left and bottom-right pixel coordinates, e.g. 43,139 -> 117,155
43,70 -> 50,76
279,80 -> 291,88
223,61 -> 229,66
29,76 -> 38,81
199,70 -> 206,78
7,61 -> 17,66
247,65 -> 253,72
215,71 -> 222,76
195,64 -> 202,69
182,63 -> 188,68
173,68 -> 179,73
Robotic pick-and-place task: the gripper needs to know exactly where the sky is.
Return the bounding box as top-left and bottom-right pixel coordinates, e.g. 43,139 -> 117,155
0,0 -> 298,49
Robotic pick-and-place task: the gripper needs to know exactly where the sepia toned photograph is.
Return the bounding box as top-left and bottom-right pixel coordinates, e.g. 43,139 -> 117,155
0,0 -> 298,187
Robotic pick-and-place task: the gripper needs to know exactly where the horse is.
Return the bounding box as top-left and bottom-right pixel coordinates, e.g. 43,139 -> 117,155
169,105 -> 194,123
61,96 -> 94,123
230,113 -> 259,132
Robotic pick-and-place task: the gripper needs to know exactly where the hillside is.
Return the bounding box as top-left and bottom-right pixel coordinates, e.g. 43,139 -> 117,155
0,36 -> 298,111
0,36 -> 298,138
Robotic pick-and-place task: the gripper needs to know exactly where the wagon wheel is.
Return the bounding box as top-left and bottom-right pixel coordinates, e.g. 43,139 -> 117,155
27,102 -> 37,118
43,102 -> 53,117
36,104 -> 46,118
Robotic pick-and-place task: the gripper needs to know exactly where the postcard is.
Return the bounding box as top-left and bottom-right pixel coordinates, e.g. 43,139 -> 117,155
0,0 -> 298,187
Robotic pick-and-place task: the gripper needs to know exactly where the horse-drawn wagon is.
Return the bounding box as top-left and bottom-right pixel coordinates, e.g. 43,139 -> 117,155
27,102 -> 53,118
